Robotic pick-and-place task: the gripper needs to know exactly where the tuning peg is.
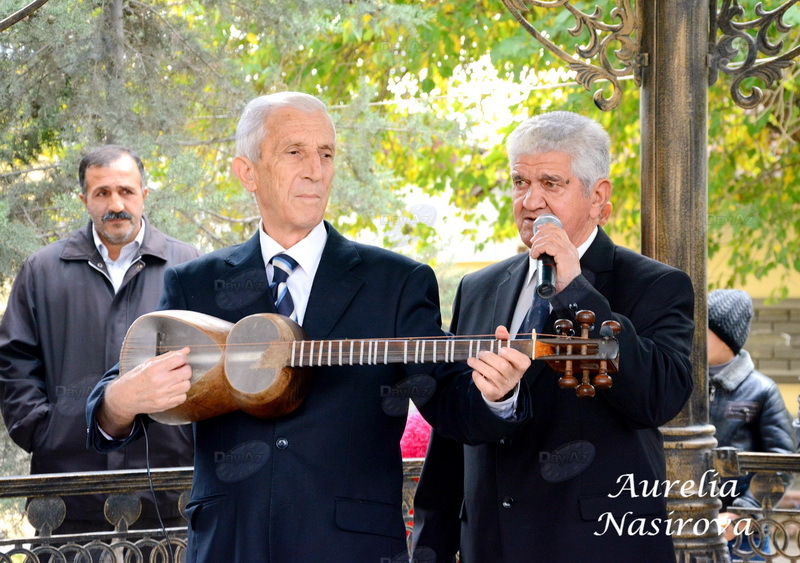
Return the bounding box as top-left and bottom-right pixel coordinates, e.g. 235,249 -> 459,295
547,310 -> 618,398
575,310 -> 595,335
554,319 -> 574,336
592,320 -> 619,391
554,318 -> 578,388
576,382 -> 596,398
600,320 -> 621,338
558,370 -> 578,389
593,370 -> 613,390
575,366 -> 595,397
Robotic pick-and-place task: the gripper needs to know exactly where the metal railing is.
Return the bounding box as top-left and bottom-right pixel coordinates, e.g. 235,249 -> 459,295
0,459 -> 424,562
714,447 -> 800,563
6,451 -> 799,562
0,467 -> 192,562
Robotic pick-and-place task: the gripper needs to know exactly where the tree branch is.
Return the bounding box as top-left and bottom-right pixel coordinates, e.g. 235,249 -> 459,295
127,0 -> 232,88
0,163 -> 63,179
0,0 -> 52,33
203,210 -> 261,225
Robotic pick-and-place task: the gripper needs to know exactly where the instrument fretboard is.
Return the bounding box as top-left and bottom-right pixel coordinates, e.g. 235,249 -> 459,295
287,337 -> 539,367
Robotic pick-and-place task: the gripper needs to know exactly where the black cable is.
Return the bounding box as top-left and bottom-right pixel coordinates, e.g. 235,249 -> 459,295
142,421 -> 176,563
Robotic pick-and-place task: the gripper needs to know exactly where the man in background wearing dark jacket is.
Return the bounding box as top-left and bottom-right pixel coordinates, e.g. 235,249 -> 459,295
0,145 -> 201,534
708,289 -> 796,554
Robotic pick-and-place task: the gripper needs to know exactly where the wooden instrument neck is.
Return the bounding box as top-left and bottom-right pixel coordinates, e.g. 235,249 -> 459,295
284,336 -> 538,368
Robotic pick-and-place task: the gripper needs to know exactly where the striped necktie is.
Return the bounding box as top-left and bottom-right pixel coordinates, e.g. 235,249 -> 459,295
517,292 -> 550,336
270,254 -> 299,321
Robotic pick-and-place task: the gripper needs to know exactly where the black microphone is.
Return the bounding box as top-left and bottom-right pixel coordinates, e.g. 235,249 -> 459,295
533,214 -> 562,299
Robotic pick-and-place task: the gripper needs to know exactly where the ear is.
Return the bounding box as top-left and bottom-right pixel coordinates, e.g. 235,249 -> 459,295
79,192 -> 87,207
141,186 -> 149,200
232,156 -> 257,193
589,178 -> 613,222
598,201 -> 613,226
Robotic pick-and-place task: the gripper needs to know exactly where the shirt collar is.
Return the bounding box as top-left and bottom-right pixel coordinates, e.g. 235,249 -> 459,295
524,225 -> 599,286
92,217 -> 146,262
258,221 -> 327,277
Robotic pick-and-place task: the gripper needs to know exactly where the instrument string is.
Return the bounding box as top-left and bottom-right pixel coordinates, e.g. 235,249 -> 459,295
118,331 -> 592,352
119,332 -> 600,370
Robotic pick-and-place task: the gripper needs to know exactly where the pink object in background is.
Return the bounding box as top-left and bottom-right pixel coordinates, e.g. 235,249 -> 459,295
400,411 -> 432,458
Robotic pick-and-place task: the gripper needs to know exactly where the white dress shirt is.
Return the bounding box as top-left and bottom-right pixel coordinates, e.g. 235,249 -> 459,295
92,219 -> 147,293
258,221 -> 327,325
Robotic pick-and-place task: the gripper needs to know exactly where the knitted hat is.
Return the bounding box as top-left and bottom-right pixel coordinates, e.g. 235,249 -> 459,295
708,289 -> 753,354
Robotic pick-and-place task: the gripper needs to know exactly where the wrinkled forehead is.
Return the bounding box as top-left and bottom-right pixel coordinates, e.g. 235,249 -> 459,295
84,156 -> 144,186
264,108 -> 335,145
511,151 -> 574,174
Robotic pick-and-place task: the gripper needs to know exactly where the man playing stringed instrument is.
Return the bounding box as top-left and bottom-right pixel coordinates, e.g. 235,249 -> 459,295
86,92 -> 533,562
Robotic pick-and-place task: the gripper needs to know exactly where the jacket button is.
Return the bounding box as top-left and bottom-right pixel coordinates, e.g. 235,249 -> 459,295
275,437 -> 289,449
499,437 -> 509,445
501,496 -> 514,508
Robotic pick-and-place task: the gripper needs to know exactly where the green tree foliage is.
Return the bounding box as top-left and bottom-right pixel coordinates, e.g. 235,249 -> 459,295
0,0 -> 798,298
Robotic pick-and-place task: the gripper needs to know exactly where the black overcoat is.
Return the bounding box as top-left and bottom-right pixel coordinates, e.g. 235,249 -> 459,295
413,228 -> 695,563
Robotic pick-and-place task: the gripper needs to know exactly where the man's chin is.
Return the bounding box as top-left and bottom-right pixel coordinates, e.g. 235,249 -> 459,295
99,224 -> 137,246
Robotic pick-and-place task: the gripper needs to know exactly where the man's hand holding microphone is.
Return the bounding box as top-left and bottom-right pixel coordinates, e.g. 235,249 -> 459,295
530,214 -> 582,299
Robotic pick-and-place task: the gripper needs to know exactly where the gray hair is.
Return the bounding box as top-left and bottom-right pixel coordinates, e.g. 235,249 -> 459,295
506,111 -> 611,195
235,92 -> 335,161
78,145 -> 145,194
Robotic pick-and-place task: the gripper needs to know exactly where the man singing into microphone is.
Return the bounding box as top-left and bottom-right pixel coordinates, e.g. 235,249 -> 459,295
411,111 -> 695,562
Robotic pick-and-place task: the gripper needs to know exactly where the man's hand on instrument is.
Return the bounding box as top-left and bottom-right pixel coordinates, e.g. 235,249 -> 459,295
468,326 -> 531,402
97,347 -> 192,438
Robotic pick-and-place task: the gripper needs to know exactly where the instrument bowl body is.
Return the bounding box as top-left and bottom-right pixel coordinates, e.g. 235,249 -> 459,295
224,313 -> 311,419
120,310 -> 236,425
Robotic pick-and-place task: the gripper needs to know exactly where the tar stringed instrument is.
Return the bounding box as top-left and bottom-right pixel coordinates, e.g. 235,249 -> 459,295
119,309 -> 621,425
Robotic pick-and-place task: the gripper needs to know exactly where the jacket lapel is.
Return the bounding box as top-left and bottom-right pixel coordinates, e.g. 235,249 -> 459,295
495,254 -> 529,330
222,232 -> 273,320
576,227 -> 615,294
302,223 -> 365,339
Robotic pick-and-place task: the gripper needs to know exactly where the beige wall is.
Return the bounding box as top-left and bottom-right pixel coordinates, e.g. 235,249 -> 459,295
747,298 -> 800,424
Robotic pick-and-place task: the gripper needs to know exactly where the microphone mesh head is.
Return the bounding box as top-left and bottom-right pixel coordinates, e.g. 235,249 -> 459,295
533,214 -> 562,233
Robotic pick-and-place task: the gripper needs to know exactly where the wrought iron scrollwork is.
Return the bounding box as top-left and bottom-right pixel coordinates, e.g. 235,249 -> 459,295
710,0 -> 800,109
500,0 -> 641,111
501,0 -> 800,112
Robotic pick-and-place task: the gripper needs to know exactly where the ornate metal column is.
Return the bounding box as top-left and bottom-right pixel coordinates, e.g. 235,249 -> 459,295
501,1 -> 800,560
638,2 -> 724,559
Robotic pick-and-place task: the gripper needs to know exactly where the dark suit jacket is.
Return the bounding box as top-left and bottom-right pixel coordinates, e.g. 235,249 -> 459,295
412,228 -> 694,563
87,222 -> 527,562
